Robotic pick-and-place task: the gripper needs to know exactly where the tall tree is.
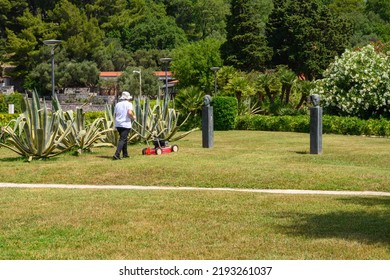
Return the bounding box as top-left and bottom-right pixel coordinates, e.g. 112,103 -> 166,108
5,9 -> 55,78
192,0 -> 230,40
120,2 -> 187,52
172,38 -> 223,91
117,67 -> 161,99
365,0 -> 390,42
85,0 -> 145,34
266,0 -> 351,80
366,0 -> 390,21
220,0 -> 273,72
156,0 -> 230,41
49,0 -> 105,61
326,0 -> 386,47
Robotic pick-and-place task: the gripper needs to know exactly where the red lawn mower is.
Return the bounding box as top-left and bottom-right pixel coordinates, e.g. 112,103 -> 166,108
141,138 -> 179,155
132,120 -> 179,156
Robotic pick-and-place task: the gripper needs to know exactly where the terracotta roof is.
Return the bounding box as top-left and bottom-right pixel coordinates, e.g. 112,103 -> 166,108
99,72 -> 123,77
153,71 -> 173,77
99,71 -> 177,82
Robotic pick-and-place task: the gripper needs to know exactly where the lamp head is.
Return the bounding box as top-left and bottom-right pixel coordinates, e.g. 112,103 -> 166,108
43,39 -> 62,46
160,57 -> 172,64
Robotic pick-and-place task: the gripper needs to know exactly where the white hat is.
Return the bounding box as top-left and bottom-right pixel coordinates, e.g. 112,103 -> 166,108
119,91 -> 132,100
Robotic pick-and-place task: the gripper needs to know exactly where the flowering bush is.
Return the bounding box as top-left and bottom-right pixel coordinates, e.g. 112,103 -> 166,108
312,44 -> 390,119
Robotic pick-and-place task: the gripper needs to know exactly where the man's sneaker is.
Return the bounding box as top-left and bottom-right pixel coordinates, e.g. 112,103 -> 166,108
113,155 -> 121,160
123,155 -> 130,158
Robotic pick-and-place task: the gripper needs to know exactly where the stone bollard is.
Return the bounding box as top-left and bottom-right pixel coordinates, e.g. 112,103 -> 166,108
309,94 -> 322,154
202,95 -> 214,148
8,104 -> 14,114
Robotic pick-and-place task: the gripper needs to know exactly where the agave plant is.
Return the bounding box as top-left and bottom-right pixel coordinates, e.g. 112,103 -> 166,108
238,97 -> 264,116
0,91 -> 73,161
57,105 -> 114,155
132,94 -> 197,143
100,104 -> 119,146
51,95 -> 115,154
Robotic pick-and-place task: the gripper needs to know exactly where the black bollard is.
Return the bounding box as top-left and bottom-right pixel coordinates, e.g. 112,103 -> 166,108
202,95 -> 214,148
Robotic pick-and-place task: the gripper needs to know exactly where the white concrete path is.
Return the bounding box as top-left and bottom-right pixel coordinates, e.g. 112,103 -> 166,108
0,182 -> 389,197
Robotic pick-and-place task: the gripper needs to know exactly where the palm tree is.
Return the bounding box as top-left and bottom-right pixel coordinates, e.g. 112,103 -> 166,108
256,71 -> 281,106
277,66 -> 297,105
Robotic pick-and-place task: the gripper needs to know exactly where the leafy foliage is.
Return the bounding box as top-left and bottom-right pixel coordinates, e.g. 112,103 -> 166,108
172,38 -> 223,91
1,0 -> 389,102
0,92 -> 24,113
161,0 -> 230,41
57,60 -> 100,88
266,0 -> 351,79
49,0 -> 105,62
117,67 -> 161,99
120,2 -> 188,52
313,44 -> 390,119
174,86 -> 204,129
221,0 -> 273,71
222,72 -> 255,102
212,96 -> 238,130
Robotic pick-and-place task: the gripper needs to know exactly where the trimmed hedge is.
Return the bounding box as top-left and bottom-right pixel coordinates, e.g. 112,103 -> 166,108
212,96 -> 238,130
85,111 -> 104,123
236,115 -> 390,137
4,109 -> 389,137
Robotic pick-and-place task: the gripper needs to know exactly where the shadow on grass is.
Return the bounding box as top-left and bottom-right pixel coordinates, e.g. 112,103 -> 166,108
96,155 -> 115,160
276,197 -> 390,245
292,151 -> 309,155
0,156 -> 25,162
0,156 -> 61,162
339,197 -> 390,208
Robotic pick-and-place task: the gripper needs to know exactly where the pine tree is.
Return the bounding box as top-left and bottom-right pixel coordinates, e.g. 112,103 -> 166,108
220,0 -> 273,72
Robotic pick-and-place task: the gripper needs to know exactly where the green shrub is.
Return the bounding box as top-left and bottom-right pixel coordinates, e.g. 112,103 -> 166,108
0,93 -> 24,113
0,113 -> 17,127
212,96 -> 238,130
175,86 -> 204,130
85,111 -> 104,124
236,114 -> 390,136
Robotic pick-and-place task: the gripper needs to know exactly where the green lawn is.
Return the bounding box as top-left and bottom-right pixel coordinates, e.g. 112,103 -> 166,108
0,131 -> 389,259
0,131 -> 389,192
0,188 -> 389,259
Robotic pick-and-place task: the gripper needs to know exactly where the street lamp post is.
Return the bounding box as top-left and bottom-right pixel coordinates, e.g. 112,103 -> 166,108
133,69 -> 142,99
210,67 -> 220,96
43,39 -> 62,99
160,57 -> 172,97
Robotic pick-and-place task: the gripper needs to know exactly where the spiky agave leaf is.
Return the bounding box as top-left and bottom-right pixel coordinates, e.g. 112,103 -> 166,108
0,91 -> 74,161
101,104 -> 119,145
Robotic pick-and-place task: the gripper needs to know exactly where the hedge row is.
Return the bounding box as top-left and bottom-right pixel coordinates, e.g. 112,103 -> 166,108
212,96 -> 238,131
236,115 -> 390,136
2,112 -> 389,137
